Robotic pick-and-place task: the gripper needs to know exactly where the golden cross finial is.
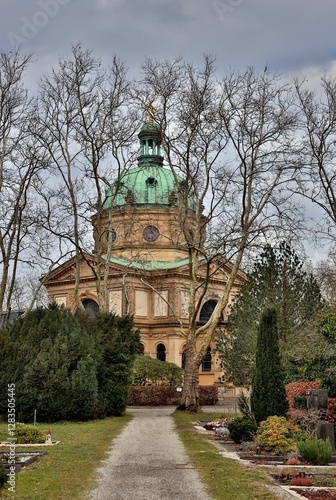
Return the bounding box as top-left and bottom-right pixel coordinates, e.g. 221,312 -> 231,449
146,100 -> 156,122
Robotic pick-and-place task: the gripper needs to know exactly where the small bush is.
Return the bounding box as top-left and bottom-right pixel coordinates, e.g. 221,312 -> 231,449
0,464 -> 8,488
286,458 -> 300,465
257,416 -> 297,453
298,436 -> 332,465
227,416 -> 257,444
291,477 -> 313,486
237,391 -> 255,423
15,423 -> 45,444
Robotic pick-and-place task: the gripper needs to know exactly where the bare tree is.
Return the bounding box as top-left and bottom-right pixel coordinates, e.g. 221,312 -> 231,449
313,250 -> 336,304
138,60 -> 300,410
295,76 -> 336,248
33,44 -> 139,311
0,49 -> 45,325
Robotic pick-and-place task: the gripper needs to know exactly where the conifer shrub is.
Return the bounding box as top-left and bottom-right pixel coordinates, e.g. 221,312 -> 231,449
257,416 -> 297,453
15,423 -> 45,444
227,416 -> 257,444
298,436 -> 332,465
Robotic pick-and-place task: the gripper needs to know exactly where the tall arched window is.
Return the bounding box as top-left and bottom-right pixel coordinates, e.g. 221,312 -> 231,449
199,300 -> 224,324
156,343 -> 166,362
181,348 -> 187,369
202,347 -> 212,372
82,299 -> 99,314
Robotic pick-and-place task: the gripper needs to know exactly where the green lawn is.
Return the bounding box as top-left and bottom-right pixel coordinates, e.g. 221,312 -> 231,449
0,415 -> 131,499
172,411 -> 279,500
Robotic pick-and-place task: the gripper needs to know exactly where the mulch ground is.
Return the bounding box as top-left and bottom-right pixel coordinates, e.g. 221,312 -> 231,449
296,491 -> 336,500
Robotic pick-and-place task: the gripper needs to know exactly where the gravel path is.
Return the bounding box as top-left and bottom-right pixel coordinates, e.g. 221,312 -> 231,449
87,407 -> 212,500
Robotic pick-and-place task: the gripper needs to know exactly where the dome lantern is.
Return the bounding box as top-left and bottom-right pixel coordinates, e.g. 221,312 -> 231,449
137,121 -> 163,168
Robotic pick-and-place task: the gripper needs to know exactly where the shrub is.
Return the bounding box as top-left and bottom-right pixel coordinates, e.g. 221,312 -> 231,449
291,477 -> 313,486
237,391 -> 255,423
227,416 -> 257,444
0,464 -> 7,488
257,416 -> 297,453
131,356 -> 183,386
286,458 -> 300,465
298,436 -> 332,465
15,423 -> 45,444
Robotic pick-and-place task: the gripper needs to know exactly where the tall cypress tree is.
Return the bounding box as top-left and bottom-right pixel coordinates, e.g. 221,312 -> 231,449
250,307 -> 288,424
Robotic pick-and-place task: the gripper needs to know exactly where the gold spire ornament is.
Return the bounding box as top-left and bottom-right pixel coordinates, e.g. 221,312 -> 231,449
146,100 -> 156,122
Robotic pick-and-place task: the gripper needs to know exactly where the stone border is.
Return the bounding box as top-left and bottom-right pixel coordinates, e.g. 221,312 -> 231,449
0,441 -> 60,447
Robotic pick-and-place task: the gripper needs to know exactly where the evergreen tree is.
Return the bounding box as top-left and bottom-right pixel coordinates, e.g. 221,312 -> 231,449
250,307 -> 289,424
76,312 -> 141,416
0,305 -> 98,421
0,305 -> 140,421
216,242 -> 325,385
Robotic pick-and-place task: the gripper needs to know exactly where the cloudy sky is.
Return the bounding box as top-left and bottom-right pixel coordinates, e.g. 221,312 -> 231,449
1,0 -> 336,83
1,0 -> 336,260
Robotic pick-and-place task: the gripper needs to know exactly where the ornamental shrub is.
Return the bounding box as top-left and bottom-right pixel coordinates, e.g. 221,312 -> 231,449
15,423 -> 44,444
298,436 -> 332,465
227,416 -> 257,444
257,416 -> 297,454
131,356 -> 183,386
0,464 -> 8,488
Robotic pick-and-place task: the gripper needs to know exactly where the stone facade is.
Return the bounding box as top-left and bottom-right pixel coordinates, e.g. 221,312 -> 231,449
43,121 -> 246,385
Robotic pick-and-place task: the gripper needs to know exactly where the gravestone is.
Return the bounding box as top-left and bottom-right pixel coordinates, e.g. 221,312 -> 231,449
316,421 -> 335,451
306,389 -> 328,411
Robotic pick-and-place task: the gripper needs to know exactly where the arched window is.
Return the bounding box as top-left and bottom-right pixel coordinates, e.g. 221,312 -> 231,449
156,343 -> 166,362
202,347 -> 212,372
181,348 -> 187,369
199,300 -> 224,324
82,299 -> 99,314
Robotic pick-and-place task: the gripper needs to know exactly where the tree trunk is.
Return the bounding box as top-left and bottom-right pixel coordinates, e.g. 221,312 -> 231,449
177,346 -> 202,413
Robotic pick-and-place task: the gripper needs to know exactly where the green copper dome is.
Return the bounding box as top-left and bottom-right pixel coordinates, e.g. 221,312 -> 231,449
104,121 -> 195,211
105,165 -> 193,209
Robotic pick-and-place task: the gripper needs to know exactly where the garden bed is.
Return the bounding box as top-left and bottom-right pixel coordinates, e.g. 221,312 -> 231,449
292,489 -> 336,500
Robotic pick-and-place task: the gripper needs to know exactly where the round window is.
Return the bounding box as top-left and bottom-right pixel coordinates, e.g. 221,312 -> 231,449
107,229 -> 117,244
143,225 -> 159,242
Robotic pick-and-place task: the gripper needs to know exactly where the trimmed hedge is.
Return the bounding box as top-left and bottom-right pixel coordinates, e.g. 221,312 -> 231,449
128,385 -> 218,406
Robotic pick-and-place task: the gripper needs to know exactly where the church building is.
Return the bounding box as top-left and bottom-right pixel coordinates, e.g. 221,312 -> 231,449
43,119 -> 246,385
